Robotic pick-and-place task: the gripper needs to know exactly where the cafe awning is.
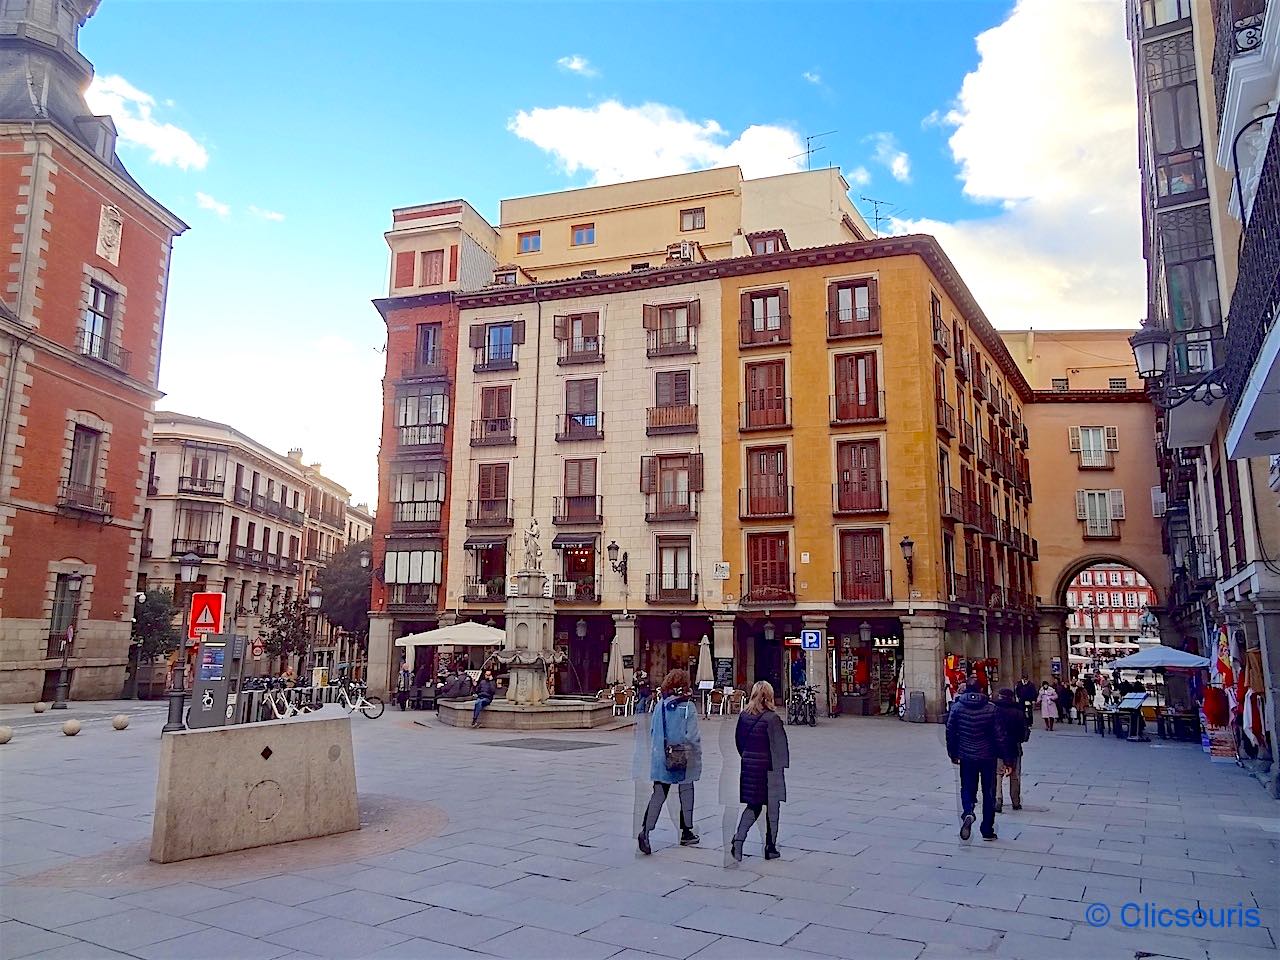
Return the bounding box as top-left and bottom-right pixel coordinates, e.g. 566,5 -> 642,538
464,536 -> 508,550
551,533 -> 597,549
395,621 -> 505,649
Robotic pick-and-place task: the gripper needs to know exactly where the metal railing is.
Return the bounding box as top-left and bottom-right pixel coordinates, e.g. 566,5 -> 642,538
645,573 -> 699,604
1078,450 -> 1116,470
172,538 -> 218,558
739,572 -> 795,605
1083,517 -> 1119,539
234,487 -> 251,507
647,325 -> 697,357
178,476 -> 224,496
553,495 -> 603,524
941,486 -> 963,522
400,350 -> 447,380
463,576 -> 507,603
471,417 -> 515,446
978,439 -> 992,469
826,305 -> 880,339
398,423 -> 446,447
392,500 -> 444,527
78,330 -> 131,373
959,420 -> 976,453
932,319 -> 951,356
952,573 -> 976,605
739,316 -> 791,347
830,390 -> 884,424
141,537 -> 153,558
555,413 -> 604,441
466,499 -> 513,527
833,569 -> 891,605
56,481 -> 112,516
645,491 -> 698,522
1213,0 -> 1268,129
551,575 -> 601,603
647,404 -> 698,435
739,485 -> 794,519
474,344 -> 517,373
739,397 -> 791,431
935,399 -> 955,436
832,479 -> 887,515
387,583 -> 440,609
557,336 -> 604,365
962,498 -> 982,530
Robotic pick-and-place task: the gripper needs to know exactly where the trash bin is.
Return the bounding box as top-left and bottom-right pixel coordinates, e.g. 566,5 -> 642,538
906,691 -> 926,723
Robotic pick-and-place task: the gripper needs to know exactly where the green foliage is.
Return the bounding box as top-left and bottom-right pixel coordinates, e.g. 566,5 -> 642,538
316,538 -> 373,636
260,599 -> 310,659
131,588 -> 180,662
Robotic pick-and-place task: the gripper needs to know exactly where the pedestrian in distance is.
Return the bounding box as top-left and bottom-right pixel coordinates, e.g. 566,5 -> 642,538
638,669 -> 701,855
1015,675 -> 1038,726
1037,681 -> 1058,731
993,688 -> 1029,812
471,669 -> 497,727
730,680 -> 789,862
1053,678 -> 1071,725
946,679 -> 1009,841
1073,681 -> 1090,725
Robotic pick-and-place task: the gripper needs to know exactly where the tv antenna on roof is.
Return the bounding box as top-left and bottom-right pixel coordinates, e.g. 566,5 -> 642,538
789,130 -> 837,171
860,195 -> 896,235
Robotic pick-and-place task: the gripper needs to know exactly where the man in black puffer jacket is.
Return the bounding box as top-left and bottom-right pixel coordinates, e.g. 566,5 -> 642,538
946,681 -> 1009,841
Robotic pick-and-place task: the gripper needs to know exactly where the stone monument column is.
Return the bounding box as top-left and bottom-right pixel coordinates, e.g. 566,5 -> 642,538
500,519 -> 561,706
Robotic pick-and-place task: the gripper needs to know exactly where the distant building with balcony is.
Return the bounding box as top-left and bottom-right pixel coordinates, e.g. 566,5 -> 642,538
0,2 -> 187,702
1064,562 -> 1160,667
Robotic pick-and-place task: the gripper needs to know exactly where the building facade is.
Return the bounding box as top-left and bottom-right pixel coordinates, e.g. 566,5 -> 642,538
0,1 -> 187,701
1064,562 -> 1160,667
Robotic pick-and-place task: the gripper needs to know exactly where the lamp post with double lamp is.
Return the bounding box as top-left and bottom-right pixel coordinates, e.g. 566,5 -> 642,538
162,552 -> 203,733
306,585 -> 323,684
51,571 -> 84,709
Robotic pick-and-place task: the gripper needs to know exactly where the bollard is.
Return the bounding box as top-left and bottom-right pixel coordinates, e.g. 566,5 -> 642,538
61,719 -> 81,736
112,715 -> 130,730
0,726 -> 12,744
33,702 -> 47,713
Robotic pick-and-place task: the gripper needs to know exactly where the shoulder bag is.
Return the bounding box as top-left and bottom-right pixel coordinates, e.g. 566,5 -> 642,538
661,699 -> 690,772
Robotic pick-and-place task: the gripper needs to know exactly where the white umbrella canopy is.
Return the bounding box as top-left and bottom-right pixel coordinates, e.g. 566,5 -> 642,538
1106,645 -> 1209,670
605,636 -> 624,686
394,621 -> 505,649
695,634 -> 714,684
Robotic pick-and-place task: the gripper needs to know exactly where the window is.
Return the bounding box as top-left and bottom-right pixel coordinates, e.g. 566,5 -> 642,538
1109,570 -> 1122,586
552,312 -> 600,359
571,223 -> 595,246
1144,35 -> 1206,202
641,454 -> 703,517
383,549 -> 443,584
749,291 -> 782,331
836,439 -> 883,512
82,282 -> 114,359
740,288 -> 789,345
1070,426 -> 1117,467
827,279 -> 879,336
838,528 -> 886,602
476,463 -> 510,520
476,385 -> 513,442
1079,570 -> 1092,585
1124,570 -> 1136,585
420,249 -> 444,286
644,301 -> 699,355
746,445 -> 789,516
50,573 -> 82,638
1051,378 -> 1069,392
393,251 -> 414,288
1109,377 -> 1128,390
833,352 -> 880,422
1076,489 -> 1125,537
563,378 -> 600,438
680,207 -> 705,231
396,384 -> 448,446
415,323 -> 441,369
390,466 -> 445,524
746,532 -> 791,599
631,263 -> 650,271
1125,591 -> 1139,608
1159,206 -> 1221,373
744,360 -> 787,428
752,236 -> 780,254
1067,591 -> 1078,607
655,370 -> 691,408
518,231 -> 540,254
657,537 -> 693,597
494,269 -> 516,286
470,320 -> 524,370
1110,592 -> 1123,607
68,425 -> 100,491
1082,592 -> 1094,607
174,503 -> 222,553
1141,0 -> 1192,29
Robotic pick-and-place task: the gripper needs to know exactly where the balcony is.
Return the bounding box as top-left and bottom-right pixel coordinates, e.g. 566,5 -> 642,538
553,495 -> 603,525
233,487 -> 251,507
265,553 -> 281,572
998,519 -> 1013,547
1019,423 -> 1030,449
739,316 -> 791,348
281,558 -> 301,576
56,481 -> 112,517
645,573 -> 699,605
231,544 -> 264,568
466,499 -> 514,528
463,576 -> 507,604
252,493 -> 269,513
141,537 -> 153,558
999,396 -> 1011,426
832,479 -> 887,515
264,499 -> 283,519
147,478 -> 158,496
833,569 -> 891,606
387,583 -> 440,611
1082,518 -> 1121,540
830,391 -> 884,425
1077,450 -> 1116,470
398,423 -> 446,449
1213,0 -> 1268,129
958,420 -> 976,455
645,491 -> 699,522
551,575 -> 601,604
955,351 -> 971,383
952,573 -> 976,605
941,486 -> 963,523
739,485 -> 794,519
977,439 -> 992,470
962,498 -> 982,530
739,397 -> 791,431
974,370 -> 990,402
557,336 -> 604,365
172,538 -> 218,558
320,509 -> 344,528
991,452 -> 1007,480
980,511 -> 1000,540
556,413 -> 604,442
739,573 -> 795,605
647,404 -> 698,436
286,506 -> 306,526
935,399 -> 956,437
932,319 -> 951,357
1030,538 -> 1039,560
826,305 -> 880,340
78,330 -> 131,374
474,344 -> 517,373
471,417 -> 515,447
391,500 -> 443,530
647,325 -> 698,358
399,350 -> 447,381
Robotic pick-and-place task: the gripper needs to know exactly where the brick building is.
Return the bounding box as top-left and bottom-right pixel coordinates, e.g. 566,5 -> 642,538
0,0 -> 187,701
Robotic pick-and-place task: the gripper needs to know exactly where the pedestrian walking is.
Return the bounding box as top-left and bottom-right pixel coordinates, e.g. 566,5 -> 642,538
993,688 -> 1029,812
471,669 -> 497,727
634,669 -> 652,713
1037,681 -> 1058,731
730,680 -> 789,862
638,669 -> 701,855
1073,682 -> 1090,725
1015,675 -> 1037,726
946,680 -> 1008,841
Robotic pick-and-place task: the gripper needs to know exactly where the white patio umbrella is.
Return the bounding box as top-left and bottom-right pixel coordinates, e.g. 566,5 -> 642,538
605,635 -> 624,686
695,634 -> 714,684
394,621 -> 505,661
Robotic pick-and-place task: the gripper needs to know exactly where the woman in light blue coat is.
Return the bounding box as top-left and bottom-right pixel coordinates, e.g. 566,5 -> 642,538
638,668 -> 702,854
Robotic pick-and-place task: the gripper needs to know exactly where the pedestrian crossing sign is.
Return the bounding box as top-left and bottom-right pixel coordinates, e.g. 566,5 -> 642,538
187,592 -> 225,642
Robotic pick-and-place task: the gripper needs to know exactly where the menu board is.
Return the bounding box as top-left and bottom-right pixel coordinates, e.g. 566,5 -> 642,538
714,658 -> 734,688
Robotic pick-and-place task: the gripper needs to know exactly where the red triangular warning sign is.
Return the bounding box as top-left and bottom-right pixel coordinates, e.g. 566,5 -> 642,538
187,592 -> 225,641
195,605 -> 216,626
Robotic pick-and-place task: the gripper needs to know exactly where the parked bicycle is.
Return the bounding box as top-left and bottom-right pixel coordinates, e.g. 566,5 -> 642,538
787,685 -> 817,726
333,679 -> 384,719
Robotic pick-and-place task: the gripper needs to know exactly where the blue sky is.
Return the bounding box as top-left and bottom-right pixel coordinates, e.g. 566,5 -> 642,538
81,0 -> 1143,505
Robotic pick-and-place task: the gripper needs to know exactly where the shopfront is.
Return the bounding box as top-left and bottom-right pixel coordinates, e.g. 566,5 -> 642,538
830,620 -> 903,716
637,615 -> 710,683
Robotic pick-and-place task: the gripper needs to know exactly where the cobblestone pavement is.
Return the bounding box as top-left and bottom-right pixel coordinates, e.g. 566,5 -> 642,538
1,704 -> 1276,960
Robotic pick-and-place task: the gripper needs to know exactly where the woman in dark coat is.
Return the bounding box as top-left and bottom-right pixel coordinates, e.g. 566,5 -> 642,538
730,680 -> 789,861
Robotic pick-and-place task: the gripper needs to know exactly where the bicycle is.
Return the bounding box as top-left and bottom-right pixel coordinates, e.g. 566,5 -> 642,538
787,686 -> 817,726
334,680 -> 384,719
263,678 -> 312,720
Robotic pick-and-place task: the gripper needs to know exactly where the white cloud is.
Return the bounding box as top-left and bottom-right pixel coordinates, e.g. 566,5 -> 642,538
802,71 -> 822,85
85,74 -> 208,170
556,55 -> 598,77
508,100 -> 804,185
901,0 -> 1141,330
195,191 -> 229,218
249,205 -> 286,222
867,132 -> 911,183
846,166 -> 871,187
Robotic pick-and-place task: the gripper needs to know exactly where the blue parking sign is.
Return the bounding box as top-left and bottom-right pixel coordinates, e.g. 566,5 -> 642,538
800,629 -> 822,650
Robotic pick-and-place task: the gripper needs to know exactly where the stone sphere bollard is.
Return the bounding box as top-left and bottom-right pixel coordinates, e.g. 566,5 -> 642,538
62,719 -> 81,737
0,726 -> 12,744
33,702 -> 47,713
111,715 -> 129,730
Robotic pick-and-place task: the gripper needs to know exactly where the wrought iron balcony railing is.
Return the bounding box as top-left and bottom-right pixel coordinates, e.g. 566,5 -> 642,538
1213,0 -> 1268,130
57,481 -> 112,517
172,538 -> 218,558
739,397 -> 791,431
739,572 -> 795,605
832,480 -> 887,515
463,576 -> 507,604
398,423 -> 446,448
647,404 -> 698,435
399,350 -> 447,380
830,390 -> 884,425
177,476 -> 225,497
833,569 -> 891,605
557,336 -> 605,365
935,399 -> 956,437
392,500 -> 443,528
739,485 -> 794,519
645,573 -> 699,605
553,495 -> 603,525
739,315 -> 791,348
826,305 -> 880,340
645,491 -> 698,522
551,575 -> 601,604
78,330 -> 131,373
471,417 -> 515,446
647,325 -> 697,358
555,413 -> 604,442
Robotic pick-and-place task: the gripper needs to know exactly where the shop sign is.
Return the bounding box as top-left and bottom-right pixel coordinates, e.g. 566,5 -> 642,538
783,635 -> 801,647
872,636 -> 901,649
622,654 -> 634,669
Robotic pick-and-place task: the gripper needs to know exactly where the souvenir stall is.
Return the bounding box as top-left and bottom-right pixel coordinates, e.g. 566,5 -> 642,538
832,622 -> 903,716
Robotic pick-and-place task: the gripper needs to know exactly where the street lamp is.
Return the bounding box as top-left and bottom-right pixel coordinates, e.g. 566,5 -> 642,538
51,571 -> 84,710
859,620 -> 872,647
762,619 -> 776,642
899,536 -> 915,582
1128,321 -> 1226,409
306,585 -> 323,680
359,549 -> 371,569
163,553 -> 202,733
606,540 -> 628,585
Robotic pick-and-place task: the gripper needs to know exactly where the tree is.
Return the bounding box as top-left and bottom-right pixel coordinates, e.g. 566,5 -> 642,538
317,538 -> 373,636
131,588 -> 180,662
260,598 -> 310,666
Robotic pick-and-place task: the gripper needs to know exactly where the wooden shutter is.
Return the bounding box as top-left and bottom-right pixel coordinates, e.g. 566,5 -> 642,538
481,385 -> 510,419
656,370 -> 690,407
565,459 -> 596,497
580,312 -> 599,337
566,379 -> 597,415
687,300 -> 701,326
739,292 -> 752,327
689,454 -> 704,491
778,288 -> 790,322
840,529 -> 884,601
867,278 -> 880,326
448,244 -> 459,282
511,320 -> 526,344
394,251 -> 414,288
1109,489 -> 1126,519
827,283 -> 840,320
1075,490 -> 1088,519
640,456 -> 658,493
748,533 -> 789,589
1105,426 -> 1119,451
642,304 -> 660,330
468,324 -> 486,349
553,316 -> 568,340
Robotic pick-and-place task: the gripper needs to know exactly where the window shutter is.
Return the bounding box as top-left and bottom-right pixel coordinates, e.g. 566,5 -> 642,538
642,304 -> 660,330
510,320 -> 526,344
655,371 -> 673,408
1075,490 -> 1088,519
687,300 -> 701,326
1068,426 -> 1081,452
689,453 -> 704,491
1105,426 -> 1119,451
477,464 -> 493,501
394,251 -> 415,288
580,458 -> 596,496
640,456 -> 657,493
739,292 -> 752,327
827,283 -> 840,320
1109,489 -> 1126,519
553,315 -> 568,340
468,324 -> 485,349
1151,485 -> 1166,517
673,369 -> 690,406
565,459 -> 581,497
867,279 -> 880,325
581,312 -> 599,337
778,287 -> 790,322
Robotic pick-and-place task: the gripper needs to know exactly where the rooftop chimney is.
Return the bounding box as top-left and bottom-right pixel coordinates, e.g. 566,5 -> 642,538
287,448 -> 303,462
